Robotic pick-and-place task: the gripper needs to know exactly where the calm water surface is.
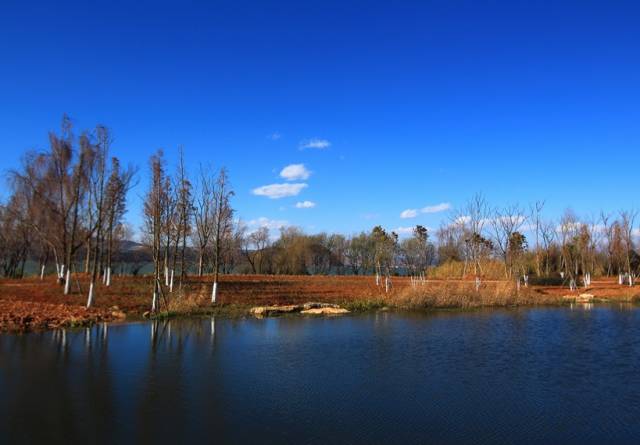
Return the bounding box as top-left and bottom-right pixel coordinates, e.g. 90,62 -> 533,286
2,306 -> 640,444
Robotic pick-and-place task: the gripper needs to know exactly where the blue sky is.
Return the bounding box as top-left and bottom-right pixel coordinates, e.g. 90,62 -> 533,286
1,1 -> 640,238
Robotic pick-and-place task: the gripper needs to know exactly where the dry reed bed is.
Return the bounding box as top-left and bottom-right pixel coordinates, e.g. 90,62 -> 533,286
389,281 -> 563,309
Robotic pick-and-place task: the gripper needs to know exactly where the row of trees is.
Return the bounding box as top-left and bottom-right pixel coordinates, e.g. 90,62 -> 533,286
1,117 -> 237,312
142,149 -> 234,310
231,194 -> 639,290
438,194 -> 639,288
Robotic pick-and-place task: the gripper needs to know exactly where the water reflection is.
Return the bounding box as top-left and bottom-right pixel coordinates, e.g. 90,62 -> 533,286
3,308 -> 640,444
570,302 -> 594,310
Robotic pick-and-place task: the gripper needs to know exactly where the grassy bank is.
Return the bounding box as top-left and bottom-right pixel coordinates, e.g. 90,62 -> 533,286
1,274 -> 639,332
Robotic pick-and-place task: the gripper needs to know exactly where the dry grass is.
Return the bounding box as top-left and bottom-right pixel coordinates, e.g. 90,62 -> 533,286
389,280 -> 563,309
428,260 -> 507,280
165,291 -> 207,314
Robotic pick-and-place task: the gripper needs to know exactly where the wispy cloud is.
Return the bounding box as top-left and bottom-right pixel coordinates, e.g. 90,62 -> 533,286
299,138 -> 331,150
295,200 -> 316,209
400,209 -> 419,219
422,202 -> 451,213
248,217 -> 289,230
280,163 -> 311,181
400,202 -> 451,219
252,183 -> 307,199
393,226 -> 415,235
267,132 -> 281,140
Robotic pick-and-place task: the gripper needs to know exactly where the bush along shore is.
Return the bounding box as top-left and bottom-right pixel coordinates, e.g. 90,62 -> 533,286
2,275 -> 639,332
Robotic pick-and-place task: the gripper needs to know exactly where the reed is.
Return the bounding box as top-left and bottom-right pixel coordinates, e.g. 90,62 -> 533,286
388,280 -> 563,309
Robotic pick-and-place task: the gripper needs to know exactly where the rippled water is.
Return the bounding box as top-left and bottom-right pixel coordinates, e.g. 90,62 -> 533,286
2,306 -> 640,444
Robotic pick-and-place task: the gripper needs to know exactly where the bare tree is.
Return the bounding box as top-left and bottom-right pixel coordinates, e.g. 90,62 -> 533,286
143,150 -> 170,312
168,147 -> 192,292
530,201 -> 545,277
539,218 -> 556,277
192,166 -> 214,276
210,168 -> 234,303
620,210 -> 638,286
242,226 -> 271,274
86,126 -> 110,307
490,204 -> 527,280
456,193 -> 491,285
103,158 -> 135,286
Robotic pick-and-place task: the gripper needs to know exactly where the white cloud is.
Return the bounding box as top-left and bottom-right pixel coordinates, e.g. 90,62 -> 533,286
299,138 -> 331,150
421,202 -> 451,213
400,209 -> 419,219
252,183 -> 308,199
453,215 -> 471,225
394,226 -> 415,235
295,200 -> 316,209
394,225 -> 434,237
267,132 -> 281,140
400,202 -> 451,219
248,217 -> 289,231
280,163 -> 311,181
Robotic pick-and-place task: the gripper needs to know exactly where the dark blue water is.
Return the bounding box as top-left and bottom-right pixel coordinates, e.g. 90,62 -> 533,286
2,306 -> 640,444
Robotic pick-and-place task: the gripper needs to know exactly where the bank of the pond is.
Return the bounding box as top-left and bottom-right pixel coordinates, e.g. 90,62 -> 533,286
1,274 -> 639,332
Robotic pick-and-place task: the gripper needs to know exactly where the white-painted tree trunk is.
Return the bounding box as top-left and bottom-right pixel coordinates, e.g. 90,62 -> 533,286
165,266 -> 169,286
64,269 -> 71,295
40,264 -> 45,280
385,276 -> 389,293
86,282 -> 94,308
59,264 -> 65,281
151,291 -> 158,312
169,269 -> 174,293
375,273 -> 380,286
619,274 -> 623,285
211,281 -> 218,303
106,267 -> 111,286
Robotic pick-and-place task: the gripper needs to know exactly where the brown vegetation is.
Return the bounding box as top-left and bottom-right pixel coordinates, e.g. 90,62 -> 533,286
392,281 -> 560,309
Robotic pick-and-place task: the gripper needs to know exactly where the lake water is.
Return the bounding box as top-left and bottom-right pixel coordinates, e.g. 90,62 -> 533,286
2,306 -> 640,444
